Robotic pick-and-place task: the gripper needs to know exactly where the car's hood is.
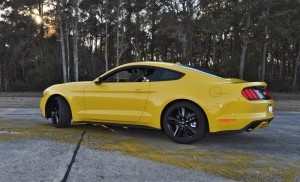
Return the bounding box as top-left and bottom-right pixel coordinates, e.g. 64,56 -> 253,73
52,81 -> 92,87
45,81 -> 92,93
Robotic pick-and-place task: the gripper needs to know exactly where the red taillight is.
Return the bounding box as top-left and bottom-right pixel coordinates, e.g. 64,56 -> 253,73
241,87 -> 271,100
242,88 -> 259,100
263,88 -> 271,99
249,89 -> 259,99
241,88 -> 250,99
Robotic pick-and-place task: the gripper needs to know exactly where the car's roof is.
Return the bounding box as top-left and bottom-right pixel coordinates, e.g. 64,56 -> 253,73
120,61 -> 222,79
120,61 -> 179,68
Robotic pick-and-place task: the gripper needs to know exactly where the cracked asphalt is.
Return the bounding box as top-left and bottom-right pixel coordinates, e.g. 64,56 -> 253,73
0,108 -> 299,181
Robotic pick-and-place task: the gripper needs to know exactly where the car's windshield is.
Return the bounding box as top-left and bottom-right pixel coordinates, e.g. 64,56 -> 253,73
175,65 -> 222,78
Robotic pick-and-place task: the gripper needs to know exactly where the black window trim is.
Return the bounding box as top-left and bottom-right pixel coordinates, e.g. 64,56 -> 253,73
99,65 -> 185,83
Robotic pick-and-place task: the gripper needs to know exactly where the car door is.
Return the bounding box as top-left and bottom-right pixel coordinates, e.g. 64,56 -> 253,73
83,67 -> 152,123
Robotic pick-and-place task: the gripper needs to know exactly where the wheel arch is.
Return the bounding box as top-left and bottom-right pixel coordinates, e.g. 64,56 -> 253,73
45,94 -> 72,119
160,99 -> 209,132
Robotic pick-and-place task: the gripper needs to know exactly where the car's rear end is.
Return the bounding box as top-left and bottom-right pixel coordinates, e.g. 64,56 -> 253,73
208,80 -> 274,133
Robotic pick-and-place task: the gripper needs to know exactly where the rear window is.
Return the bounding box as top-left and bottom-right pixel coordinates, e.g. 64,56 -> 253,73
175,65 -> 221,78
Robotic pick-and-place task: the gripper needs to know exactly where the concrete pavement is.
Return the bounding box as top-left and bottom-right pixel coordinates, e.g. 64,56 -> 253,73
0,108 -> 299,181
0,108 -> 47,121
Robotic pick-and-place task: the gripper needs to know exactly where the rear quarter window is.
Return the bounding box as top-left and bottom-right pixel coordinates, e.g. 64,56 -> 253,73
150,68 -> 184,81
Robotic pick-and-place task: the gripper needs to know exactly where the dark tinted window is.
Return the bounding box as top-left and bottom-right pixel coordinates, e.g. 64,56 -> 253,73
175,65 -> 221,78
150,68 -> 184,81
103,67 -> 155,82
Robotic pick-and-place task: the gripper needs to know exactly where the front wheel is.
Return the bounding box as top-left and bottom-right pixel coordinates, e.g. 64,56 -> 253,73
51,96 -> 71,128
163,102 -> 207,144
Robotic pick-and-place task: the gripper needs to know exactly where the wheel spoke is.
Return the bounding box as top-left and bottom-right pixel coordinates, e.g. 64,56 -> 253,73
174,126 -> 184,137
177,127 -> 184,137
52,111 -> 57,124
173,126 -> 179,136
51,103 -> 60,124
186,117 -> 197,124
183,126 -> 193,136
186,113 -> 196,120
185,125 -> 197,135
167,116 -> 181,124
179,107 -> 186,117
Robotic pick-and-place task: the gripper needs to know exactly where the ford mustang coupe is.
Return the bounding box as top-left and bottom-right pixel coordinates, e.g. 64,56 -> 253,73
40,62 -> 274,143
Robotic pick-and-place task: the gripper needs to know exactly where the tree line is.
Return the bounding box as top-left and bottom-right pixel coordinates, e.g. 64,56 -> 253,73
0,0 -> 299,92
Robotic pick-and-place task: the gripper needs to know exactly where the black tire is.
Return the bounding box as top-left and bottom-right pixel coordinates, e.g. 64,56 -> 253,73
51,96 -> 71,128
163,101 -> 207,144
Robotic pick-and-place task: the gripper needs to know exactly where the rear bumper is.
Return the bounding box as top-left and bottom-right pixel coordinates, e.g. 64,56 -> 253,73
213,117 -> 274,133
208,99 -> 275,132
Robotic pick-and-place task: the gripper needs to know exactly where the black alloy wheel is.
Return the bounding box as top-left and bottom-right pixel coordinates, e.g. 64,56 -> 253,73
51,96 -> 71,128
51,100 -> 60,125
163,102 -> 207,144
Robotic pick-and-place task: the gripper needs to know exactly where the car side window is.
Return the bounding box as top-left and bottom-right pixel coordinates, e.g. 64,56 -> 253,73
150,68 -> 184,81
103,68 -> 155,83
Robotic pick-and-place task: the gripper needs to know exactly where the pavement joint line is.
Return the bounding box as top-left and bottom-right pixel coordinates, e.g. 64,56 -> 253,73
62,124 -> 89,182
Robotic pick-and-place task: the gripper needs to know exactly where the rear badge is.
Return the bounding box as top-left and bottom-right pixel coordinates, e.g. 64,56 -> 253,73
268,104 -> 273,114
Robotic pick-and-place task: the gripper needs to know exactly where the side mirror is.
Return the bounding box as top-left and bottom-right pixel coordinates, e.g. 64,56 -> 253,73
94,77 -> 103,84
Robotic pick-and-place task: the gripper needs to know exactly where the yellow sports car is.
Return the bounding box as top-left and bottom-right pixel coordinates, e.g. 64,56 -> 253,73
40,62 -> 274,143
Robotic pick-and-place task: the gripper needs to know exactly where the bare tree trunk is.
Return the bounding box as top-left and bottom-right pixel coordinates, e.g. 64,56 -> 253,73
132,12 -> 141,62
261,6 -> 269,81
279,61 -> 283,80
116,0 -> 121,66
0,64 -> 2,92
38,0 -> 44,39
279,47 -> 283,80
182,32 -> 188,65
239,13 -> 251,79
116,17 -> 120,66
66,20 -> 70,81
4,63 -> 7,91
219,35 -> 224,66
239,43 -> 248,80
94,36 -> 98,56
105,0 -> 108,71
212,34 -> 216,66
58,1 -> 67,83
292,41 -> 300,92
116,0 -> 124,66
132,40 -> 140,62
73,0 -> 79,81
150,0 -> 156,61
258,38 -> 262,80
232,24 -> 240,69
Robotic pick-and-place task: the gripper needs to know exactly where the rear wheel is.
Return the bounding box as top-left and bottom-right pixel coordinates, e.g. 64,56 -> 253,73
51,96 -> 71,128
163,102 -> 207,144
